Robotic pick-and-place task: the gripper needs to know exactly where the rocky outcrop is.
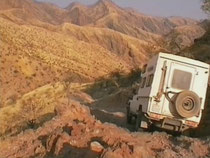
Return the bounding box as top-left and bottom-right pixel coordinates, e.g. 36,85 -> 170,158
90,141 -> 104,153
0,101 -> 209,158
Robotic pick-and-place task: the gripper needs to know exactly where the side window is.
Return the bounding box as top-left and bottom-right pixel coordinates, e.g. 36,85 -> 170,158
146,74 -> 154,87
171,69 -> 192,90
141,77 -> 146,88
142,64 -> 147,74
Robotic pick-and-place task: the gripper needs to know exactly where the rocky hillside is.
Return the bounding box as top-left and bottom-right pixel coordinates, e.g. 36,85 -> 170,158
0,17 -> 131,106
182,24 -> 210,64
65,0 -> 197,35
0,98 -> 210,158
0,0 -> 201,40
61,23 -> 162,65
0,0 -> 71,24
0,0 -> 204,50
165,25 -> 206,52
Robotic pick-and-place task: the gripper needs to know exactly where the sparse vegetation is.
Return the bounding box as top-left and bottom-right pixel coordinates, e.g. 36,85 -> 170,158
202,0 -> 210,15
19,98 -> 45,128
0,17 -> 132,105
85,69 -> 141,99
0,82 -> 66,137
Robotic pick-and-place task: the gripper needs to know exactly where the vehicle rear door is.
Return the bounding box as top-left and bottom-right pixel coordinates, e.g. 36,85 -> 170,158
162,62 -> 197,116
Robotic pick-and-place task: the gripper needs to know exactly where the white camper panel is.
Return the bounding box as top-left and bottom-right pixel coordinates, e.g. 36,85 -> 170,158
128,52 -> 209,131
148,53 -> 209,123
130,55 -> 158,113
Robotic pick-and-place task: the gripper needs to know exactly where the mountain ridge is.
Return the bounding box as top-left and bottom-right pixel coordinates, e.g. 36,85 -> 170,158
0,0 -> 199,33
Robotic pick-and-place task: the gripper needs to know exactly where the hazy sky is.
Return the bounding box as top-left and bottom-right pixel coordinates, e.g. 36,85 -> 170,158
36,0 -> 207,20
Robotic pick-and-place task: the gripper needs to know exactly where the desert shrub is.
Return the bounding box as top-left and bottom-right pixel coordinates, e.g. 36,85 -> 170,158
0,98 -> 48,137
0,83 -> 66,137
125,68 -> 142,83
18,98 -> 46,128
202,0 -> 210,15
85,68 -> 142,99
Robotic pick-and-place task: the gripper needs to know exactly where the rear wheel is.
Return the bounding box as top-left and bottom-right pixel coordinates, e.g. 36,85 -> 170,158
135,113 -> 141,131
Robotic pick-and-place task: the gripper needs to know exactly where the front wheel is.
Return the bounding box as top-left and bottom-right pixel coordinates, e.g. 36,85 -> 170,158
135,113 -> 141,131
135,111 -> 150,132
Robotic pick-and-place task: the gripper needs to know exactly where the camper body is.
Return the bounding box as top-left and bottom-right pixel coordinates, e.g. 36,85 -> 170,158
127,53 -> 209,132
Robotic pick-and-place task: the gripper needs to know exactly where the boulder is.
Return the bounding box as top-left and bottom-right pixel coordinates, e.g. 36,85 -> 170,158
90,141 -> 104,153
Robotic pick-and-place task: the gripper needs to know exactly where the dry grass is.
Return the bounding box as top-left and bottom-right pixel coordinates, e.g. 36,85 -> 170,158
62,23 -> 163,67
0,17 -> 130,105
17,57 -> 35,77
0,82 -> 66,137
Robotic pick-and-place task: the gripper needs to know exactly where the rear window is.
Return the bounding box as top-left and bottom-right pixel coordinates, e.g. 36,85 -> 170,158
171,69 -> 192,90
146,74 -> 154,87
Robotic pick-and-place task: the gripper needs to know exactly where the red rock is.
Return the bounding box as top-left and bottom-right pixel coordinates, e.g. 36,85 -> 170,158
90,141 -> 104,153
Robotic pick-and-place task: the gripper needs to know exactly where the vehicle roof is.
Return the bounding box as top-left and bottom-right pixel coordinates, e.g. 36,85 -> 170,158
157,52 -> 210,69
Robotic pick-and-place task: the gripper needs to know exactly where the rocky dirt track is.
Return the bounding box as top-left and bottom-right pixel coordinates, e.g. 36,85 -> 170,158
0,100 -> 209,158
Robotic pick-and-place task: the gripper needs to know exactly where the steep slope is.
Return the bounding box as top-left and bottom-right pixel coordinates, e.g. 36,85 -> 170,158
0,17 -> 129,106
64,0 -> 203,50
0,0 -> 70,25
168,16 -> 198,26
190,28 -> 210,64
66,0 -> 198,36
0,0 -> 165,47
0,0 -> 199,40
165,24 -> 206,52
179,25 -> 210,63
0,0 -> 34,10
62,23 -> 164,66
0,0 -> 203,54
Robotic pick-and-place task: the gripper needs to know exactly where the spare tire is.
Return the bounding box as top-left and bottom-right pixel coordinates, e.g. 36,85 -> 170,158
175,91 -> 200,118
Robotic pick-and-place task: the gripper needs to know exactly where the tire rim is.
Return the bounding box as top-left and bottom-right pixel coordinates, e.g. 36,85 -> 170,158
182,97 -> 195,111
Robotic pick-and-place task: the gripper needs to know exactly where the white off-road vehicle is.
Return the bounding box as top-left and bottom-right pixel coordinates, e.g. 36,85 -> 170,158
127,53 -> 209,132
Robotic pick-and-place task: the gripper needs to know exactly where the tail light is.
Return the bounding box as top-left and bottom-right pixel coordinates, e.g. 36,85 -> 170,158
185,120 -> 198,128
149,113 -> 164,120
